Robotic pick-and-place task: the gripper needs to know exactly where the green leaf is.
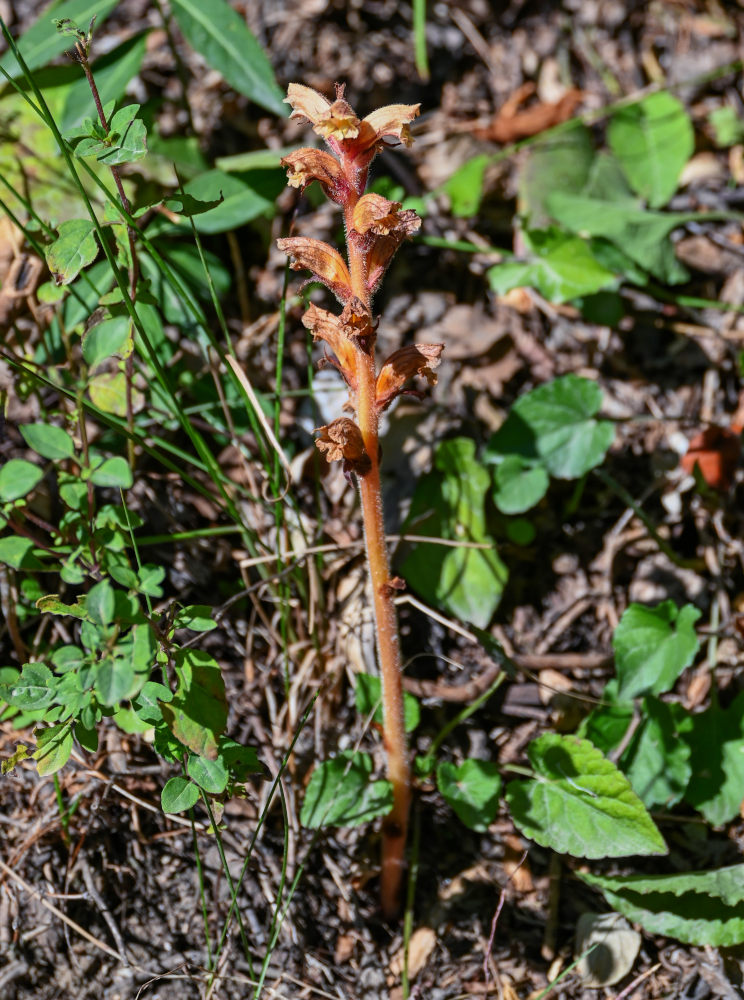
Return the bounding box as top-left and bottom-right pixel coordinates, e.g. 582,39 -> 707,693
33,724 -> 73,776
173,605 -> 218,632
7,662 -> 54,710
683,692 -> 744,825
613,601 -> 700,700
488,228 -> 617,304
132,681 -> 173,726
161,649 -> 227,759
60,32 -> 149,132
520,124 -> 596,227
187,753 -> 228,794
89,456 -> 133,488
546,192 -> 692,285
355,673 -> 420,733
75,719 -> 99,752
181,168 -> 283,233
87,372 -> 130,416
709,106 -> 744,148
505,733 -> 667,858
492,455 -> 549,514
0,536 -> 44,570
36,594 -> 88,619
82,316 -> 132,369
170,0 -> 285,115
577,681 -> 633,756
0,0 -> 118,77
20,423 -> 75,460
218,737 -> 262,781
74,105 -> 147,165
437,759 -> 501,832
300,751 -> 393,828
86,579 -> 115,627
580,865 -> 744,947
608,92 -> 694,208
161,775 -> 200,813
401,438 -> 508,628
51,645 -> 86,673
94,657 -> 135,706
444,155 -> 489,217
45,219 -> 99,286
485,374 -> 614,480
619,697 -> 693,810
0,458 -> 43,501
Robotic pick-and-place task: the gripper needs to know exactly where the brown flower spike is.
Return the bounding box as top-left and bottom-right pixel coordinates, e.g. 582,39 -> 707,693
277,83 -> 439,918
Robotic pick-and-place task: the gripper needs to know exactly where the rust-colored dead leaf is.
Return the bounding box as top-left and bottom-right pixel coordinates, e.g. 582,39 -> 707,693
474,82 -> 584,144
681,424 -> 742,491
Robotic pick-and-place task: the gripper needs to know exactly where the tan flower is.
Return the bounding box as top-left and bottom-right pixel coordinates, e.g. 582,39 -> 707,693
284,83 -> 332,126
375,343 -> 444,411
352,194 -> 404,236
315,417 -> 371,475
280,148 -> 347,202
284,84 -> 420,161
277,236 -> 352,302
302,303 -> 357,384
363,104 -> 421,148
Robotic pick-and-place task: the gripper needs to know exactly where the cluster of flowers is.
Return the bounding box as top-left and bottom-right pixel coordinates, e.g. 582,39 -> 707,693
277,83 -> 443,478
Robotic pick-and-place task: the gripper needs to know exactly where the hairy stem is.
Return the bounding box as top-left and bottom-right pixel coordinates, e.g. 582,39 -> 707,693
345,203 -> 410,918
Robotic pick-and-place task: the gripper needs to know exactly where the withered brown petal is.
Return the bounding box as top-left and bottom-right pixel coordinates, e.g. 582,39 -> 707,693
352,193 -> 403,236
315,417 -> 370,473
280,148 -> 346,198
365,210 -> 421,292
375,343 -> 444,411
302,303 -> 357,379
277,237 -> 352,301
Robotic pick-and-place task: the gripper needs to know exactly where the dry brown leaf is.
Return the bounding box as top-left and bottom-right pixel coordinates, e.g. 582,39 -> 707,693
503,832 -> 534,893
474,82 -> 584,143
389,926 -> 436,981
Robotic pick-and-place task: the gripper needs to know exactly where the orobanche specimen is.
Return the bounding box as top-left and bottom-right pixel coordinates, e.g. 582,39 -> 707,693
278,83 -> 442,917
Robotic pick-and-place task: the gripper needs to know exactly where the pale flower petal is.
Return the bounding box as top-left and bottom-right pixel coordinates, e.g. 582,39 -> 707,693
285,83 -> 331,125
363,104 -> 421,147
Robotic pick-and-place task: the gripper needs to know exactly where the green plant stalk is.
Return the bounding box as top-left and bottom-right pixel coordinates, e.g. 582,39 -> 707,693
72,33 -> 139,467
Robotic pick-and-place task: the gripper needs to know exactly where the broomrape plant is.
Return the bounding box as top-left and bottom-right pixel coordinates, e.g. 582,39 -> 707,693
277,83 -> 441,917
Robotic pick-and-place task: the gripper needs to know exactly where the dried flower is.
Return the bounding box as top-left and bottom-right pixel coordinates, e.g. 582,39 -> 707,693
301,303 -> 357,385
315,417 -> 371,475
280,148 -> 348,202
376,343 -> 444,411
285,83 -> 420,171
277,236 -> 352,302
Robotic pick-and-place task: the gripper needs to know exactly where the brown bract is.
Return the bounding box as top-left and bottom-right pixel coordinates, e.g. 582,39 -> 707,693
376,343 -> 444,411
276,236 -> 352,302
315,417 -> 371,474
280,148 -> 347,202
339,297 -> 376,349
302,303 -> 357,385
